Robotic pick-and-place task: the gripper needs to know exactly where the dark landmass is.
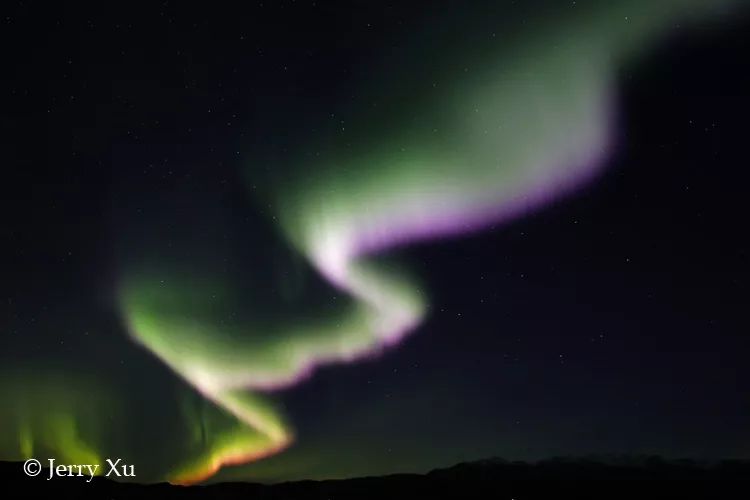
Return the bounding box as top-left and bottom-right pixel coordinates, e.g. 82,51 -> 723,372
2,457 -> 748,499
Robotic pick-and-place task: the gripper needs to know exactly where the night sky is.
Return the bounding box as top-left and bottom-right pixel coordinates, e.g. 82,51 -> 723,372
1,0 -> 749,485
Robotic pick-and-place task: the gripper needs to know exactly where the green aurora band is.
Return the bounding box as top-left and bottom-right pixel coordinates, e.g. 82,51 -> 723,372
2,0 -> 743,484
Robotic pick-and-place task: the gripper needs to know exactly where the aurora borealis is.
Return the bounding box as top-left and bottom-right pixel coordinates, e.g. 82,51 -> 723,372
2,0 -> 749,486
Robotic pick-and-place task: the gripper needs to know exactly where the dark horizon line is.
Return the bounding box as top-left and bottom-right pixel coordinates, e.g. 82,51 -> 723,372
3,454 -> 749,487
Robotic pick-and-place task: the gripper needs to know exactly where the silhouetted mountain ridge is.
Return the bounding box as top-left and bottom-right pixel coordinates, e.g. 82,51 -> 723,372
1,456 -> 747,499
428,455 -> 749,480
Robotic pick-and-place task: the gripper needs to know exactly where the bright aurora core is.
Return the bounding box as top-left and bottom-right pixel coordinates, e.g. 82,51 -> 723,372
1,0 -> 746,485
